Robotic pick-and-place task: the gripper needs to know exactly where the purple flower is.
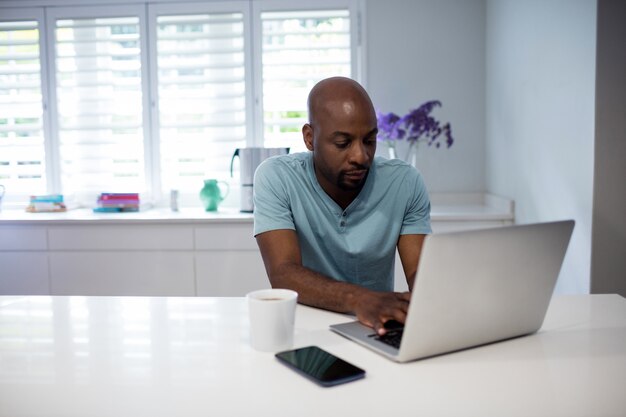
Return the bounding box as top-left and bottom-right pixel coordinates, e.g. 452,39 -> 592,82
376,111 -> 405,141
377,101 -> 454,148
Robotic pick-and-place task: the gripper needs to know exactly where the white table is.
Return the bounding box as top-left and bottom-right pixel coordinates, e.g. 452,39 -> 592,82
0,294 -> 624,417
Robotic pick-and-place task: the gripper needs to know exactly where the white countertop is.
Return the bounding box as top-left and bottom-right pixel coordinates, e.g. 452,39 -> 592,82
0,294 -> 624,417
0,206 -> 252,224
0,193 -> 514,225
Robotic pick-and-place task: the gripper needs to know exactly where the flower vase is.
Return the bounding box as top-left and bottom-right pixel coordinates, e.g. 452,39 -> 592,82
404,142 -> 418,167
387,144 -> 397,160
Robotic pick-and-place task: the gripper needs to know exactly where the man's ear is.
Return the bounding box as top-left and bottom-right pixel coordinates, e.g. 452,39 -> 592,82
302,123 -> 314,151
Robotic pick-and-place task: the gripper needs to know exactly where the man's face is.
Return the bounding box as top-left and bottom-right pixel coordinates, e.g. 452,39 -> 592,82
304,98 -> 377,199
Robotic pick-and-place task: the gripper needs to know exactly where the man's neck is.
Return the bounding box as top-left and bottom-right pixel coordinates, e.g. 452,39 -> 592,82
314,171 -> 364,211
330,189 -> 359,211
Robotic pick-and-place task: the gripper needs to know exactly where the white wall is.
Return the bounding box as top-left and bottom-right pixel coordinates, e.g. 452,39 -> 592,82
366,0 -> 598,293
366,0 -> 486,193
486,0 -> 597,294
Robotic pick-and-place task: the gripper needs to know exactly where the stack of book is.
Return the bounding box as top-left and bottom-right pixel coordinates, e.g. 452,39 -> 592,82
26,194 -> 67,212
94,193 -> 140,213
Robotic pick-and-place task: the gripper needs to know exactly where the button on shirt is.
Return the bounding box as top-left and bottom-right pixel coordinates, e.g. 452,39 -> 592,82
253,152 -> 431,292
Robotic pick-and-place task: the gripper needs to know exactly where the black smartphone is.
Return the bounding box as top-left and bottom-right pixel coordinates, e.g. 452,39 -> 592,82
275,345 -> 365,387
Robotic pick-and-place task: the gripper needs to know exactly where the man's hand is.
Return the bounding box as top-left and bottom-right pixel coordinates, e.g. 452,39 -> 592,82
351,290 -> 411,336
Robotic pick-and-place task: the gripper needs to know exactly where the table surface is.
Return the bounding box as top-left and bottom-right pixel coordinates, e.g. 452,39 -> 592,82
0,294 -> 624,417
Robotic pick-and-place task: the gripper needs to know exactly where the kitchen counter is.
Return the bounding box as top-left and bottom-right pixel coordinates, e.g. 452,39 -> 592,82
0,193 -> 514,226
0,193 -> 514,296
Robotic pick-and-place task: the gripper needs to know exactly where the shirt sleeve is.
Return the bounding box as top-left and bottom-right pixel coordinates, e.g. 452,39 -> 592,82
400,169 -> 432,235
253,158 -> 296,236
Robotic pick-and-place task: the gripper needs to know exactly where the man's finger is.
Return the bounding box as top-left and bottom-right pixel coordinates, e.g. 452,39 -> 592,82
391,310 -> 408,324
374,322 -> 387,336
396,291 -> 411,302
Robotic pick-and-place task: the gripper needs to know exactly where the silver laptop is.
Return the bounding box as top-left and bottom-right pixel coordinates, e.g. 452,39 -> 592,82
330,220 -> 574,363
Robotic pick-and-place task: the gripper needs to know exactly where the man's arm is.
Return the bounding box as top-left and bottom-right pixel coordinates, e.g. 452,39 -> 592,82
397,234 -> 427,291
256,229 -> 410,335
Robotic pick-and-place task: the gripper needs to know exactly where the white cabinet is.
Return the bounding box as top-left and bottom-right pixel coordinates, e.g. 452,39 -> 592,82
49,252 -> 196,296
0,226 -> 47,250
48,225 -> 194,250
0,226 -> 49,294
45,225 -> 196,296
0,219 -> 264,297
196,251 -> 267,296
0,252 -> 49,294
194,223 -> 269,296
0,194 -> 514,296
195,223 -> 257,250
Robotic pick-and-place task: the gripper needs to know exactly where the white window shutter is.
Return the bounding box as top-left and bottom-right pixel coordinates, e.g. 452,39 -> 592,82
154,12 -> 247,194
53,16 -> 146,198
260,9 -> 352,151
0,19 -> 47,197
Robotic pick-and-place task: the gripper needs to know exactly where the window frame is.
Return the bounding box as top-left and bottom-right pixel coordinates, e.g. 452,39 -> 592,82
147,1 -> 253,203
44,4 -> 151,202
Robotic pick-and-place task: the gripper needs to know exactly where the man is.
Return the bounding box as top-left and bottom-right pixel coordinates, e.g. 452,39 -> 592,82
253,77 -> 431,335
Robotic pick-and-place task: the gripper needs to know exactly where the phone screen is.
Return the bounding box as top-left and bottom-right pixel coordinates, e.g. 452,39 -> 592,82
275,345 -> 365,387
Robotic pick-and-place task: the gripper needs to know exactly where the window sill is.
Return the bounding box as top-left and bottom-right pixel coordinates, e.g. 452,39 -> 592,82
0,193 -> 514,225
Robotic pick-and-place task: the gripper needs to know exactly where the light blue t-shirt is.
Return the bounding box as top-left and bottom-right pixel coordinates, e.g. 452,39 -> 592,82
253,152 -> 431,292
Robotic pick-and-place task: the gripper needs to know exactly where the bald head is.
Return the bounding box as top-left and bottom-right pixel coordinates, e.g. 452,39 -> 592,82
307,77 -> 375,128
301,77 -> 378,207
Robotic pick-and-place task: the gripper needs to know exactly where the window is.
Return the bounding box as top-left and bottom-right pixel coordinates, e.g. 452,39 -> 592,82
259,9 -> 352,151
152,7 -> 248,195
0,0 -> 362,207
0,15 -> 47,197
52,14 -> 146,199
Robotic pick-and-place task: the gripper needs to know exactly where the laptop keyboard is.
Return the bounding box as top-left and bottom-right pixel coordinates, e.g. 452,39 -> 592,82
374,329 -> 404,348
371,320 -> 405,349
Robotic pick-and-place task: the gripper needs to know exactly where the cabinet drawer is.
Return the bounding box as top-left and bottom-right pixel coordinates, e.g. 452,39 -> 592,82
195,223 -> 257,250
0,226 -> 47,250
196,251 -> 268,296
48,226 -> 194,250
0,252 -> 49,295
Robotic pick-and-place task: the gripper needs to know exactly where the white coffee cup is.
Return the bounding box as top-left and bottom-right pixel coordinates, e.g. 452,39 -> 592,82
247,288 -> 298,352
